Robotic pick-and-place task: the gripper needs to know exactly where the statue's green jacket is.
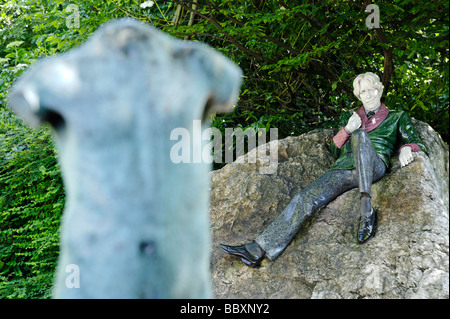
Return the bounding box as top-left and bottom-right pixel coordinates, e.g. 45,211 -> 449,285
330,104 -> 426,170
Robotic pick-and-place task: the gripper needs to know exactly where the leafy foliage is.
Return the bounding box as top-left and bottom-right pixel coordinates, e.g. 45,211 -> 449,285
0,119 -> 63,298
0,0 -> 448,298
160,0 -> 449,140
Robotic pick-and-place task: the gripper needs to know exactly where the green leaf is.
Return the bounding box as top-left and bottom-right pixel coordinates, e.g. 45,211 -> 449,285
332,81 -> 338,91
6,41 -> 24,49
45,35 -> 60,45
417,100 -> 429,111
393,5 -> 405,12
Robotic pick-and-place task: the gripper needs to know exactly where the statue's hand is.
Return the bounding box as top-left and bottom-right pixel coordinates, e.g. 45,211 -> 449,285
399,146 -> 413,167
345,112 -> 362,133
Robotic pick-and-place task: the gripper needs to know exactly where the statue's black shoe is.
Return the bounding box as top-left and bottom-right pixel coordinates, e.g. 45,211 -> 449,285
357,208 -> 376,244
219,242 -> 264,268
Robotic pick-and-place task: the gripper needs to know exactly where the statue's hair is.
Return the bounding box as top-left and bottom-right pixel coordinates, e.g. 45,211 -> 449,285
353,72 -> 384,100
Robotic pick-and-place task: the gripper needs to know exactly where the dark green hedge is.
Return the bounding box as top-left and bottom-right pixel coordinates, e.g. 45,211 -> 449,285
0,116 -> 64,298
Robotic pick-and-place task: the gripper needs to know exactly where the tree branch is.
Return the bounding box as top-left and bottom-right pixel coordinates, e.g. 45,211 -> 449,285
171,0 -> 275,63
374,25 -> 394,92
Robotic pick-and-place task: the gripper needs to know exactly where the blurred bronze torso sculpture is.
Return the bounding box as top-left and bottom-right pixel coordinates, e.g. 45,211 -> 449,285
8,19 -> 242,298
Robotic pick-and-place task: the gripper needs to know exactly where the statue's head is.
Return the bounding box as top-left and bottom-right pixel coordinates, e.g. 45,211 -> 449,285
353,72 -> 384,112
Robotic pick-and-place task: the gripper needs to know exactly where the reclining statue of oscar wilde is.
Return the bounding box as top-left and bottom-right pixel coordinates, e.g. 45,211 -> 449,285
220,72 -> 426,267
8,19 -> 242,298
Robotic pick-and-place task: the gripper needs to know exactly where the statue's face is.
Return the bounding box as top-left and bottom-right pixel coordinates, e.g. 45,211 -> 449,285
359,79 -> 381,112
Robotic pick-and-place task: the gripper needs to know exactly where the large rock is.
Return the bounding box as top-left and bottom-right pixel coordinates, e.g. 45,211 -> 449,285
210,119 -> 449,299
